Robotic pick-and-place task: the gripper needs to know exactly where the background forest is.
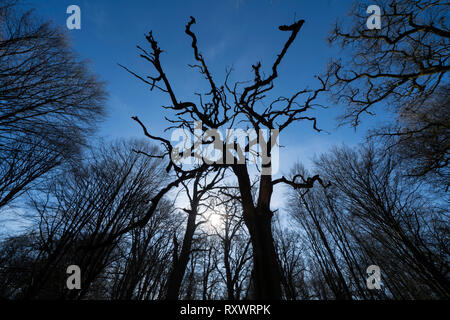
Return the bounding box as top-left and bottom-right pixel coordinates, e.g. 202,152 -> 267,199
0,0 -> 448,300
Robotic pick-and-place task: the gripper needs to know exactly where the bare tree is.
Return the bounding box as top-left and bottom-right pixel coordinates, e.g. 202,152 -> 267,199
326,0 -> 449,187
273,219 -> 309,300
378,85 -> 449,189
206,189 -> 253,300
7,139 -> 168,299
122,16 -> 329,299
289,144 -> 449,299
109,200 -> 177,300
165,169 -> 224,300
0,1 -> 106,210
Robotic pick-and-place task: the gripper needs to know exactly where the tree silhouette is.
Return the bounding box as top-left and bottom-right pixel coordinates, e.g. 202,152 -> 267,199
0,1 -> 106,211
122,16 -> 329,299
326,0 -> 449,188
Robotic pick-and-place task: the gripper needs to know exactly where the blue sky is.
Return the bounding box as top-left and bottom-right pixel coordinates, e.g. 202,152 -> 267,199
24,0 -> 394,213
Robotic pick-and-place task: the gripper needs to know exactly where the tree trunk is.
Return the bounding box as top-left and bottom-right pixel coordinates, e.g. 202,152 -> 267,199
244,209 -> 282,300
223,240 -> 235,300
233,164 -> 282,300
165,209 -> 197,300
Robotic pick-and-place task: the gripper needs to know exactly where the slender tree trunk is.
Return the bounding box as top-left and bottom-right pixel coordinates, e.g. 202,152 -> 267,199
165,209 -> 197,300
223,240 -> 235,300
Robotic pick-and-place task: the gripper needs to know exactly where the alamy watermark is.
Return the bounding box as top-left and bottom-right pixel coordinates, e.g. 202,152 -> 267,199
170,121 -> 280,175
66,5 -> 81,30
66,265 -> 81,290
366,265 -> 381,290
366,5 -> 381,30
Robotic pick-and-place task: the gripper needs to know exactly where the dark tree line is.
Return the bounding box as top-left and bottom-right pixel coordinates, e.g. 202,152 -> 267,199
0,0 -> 448,300
288,144 -> 448,299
